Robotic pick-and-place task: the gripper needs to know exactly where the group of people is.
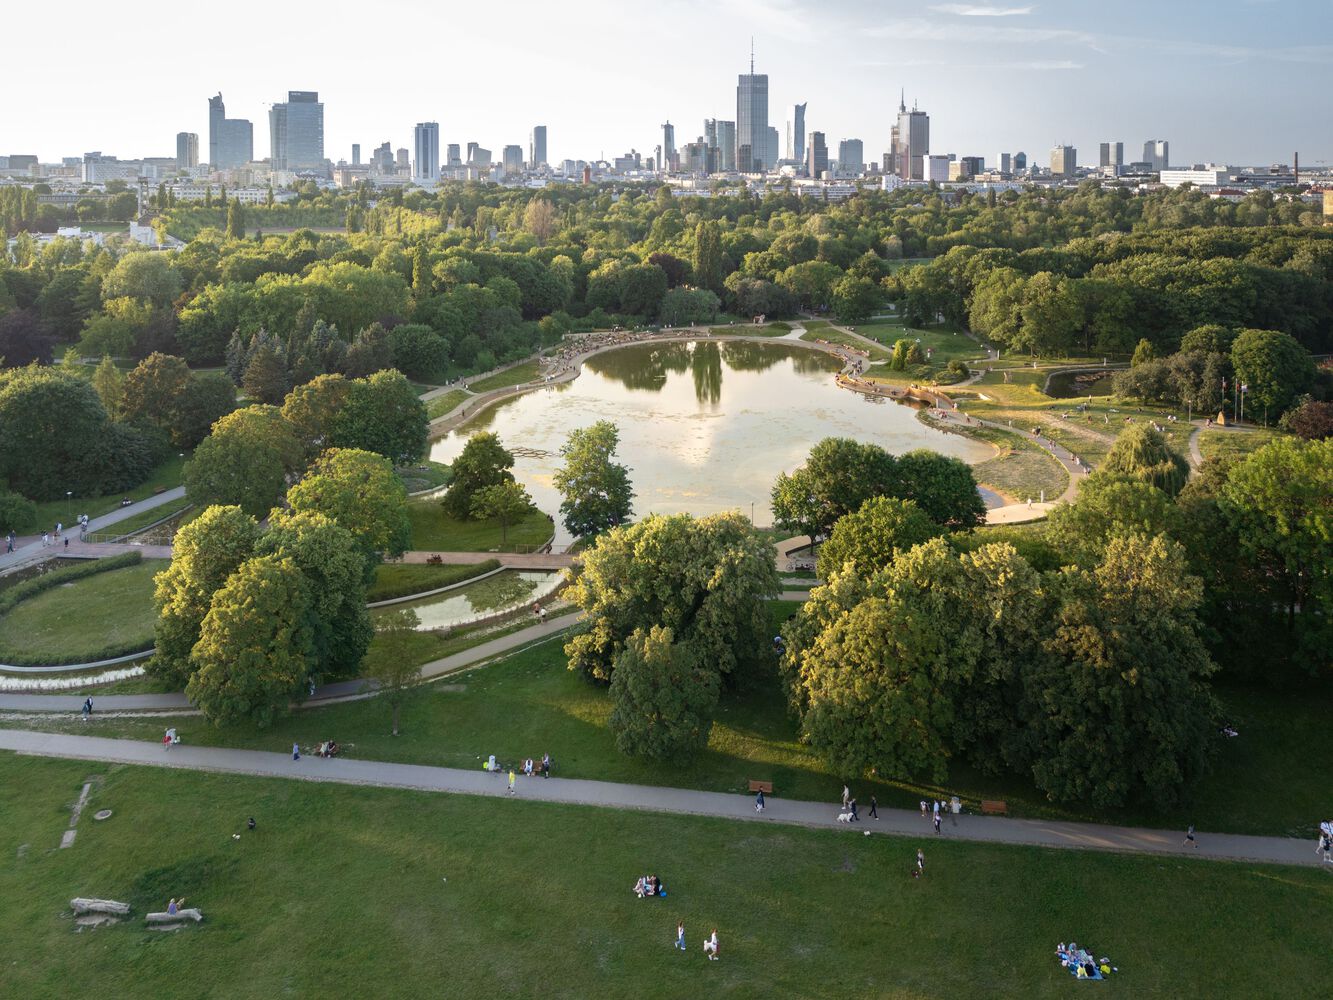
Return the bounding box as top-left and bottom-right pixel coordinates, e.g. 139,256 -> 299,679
919,797 -> 960,834
839,785 -> 879,822
1056,943 -> 1115,979
633,875 -> 665,898
673,922 -> 719,960
316,740 -> 340,758
161,728 -> 179,749
1318,822 -> 1333,863
520,754 -> 551,778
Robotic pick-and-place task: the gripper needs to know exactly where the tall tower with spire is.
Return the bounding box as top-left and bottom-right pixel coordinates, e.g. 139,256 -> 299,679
736,42 -> 770,172
895,94 -> 929,180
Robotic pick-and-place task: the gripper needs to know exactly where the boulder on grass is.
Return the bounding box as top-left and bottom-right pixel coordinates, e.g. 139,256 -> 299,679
70,898 -> 130,916
146,908 -> 203,924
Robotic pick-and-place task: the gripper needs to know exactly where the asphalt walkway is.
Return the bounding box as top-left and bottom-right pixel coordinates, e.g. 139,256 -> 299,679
0,728 -> 1318,867
0,486 -> 186,572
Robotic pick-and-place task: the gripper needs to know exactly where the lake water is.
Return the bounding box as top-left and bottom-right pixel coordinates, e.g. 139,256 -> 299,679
430,340 -> 990,544
373,571 -> 558,631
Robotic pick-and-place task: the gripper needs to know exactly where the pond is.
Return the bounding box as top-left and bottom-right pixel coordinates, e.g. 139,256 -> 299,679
373,571 -> 559,631
431,340 -> 990,545
1045,368 -> 1119,399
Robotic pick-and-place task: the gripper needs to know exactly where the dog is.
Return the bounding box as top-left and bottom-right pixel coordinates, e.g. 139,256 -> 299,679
836,811 -> 853,823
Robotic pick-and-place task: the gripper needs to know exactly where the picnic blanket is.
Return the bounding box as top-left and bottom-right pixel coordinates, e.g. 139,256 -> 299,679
1057,946 -> 1113,980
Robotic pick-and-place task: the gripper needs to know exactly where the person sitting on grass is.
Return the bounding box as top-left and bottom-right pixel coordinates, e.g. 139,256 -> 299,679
633,877 -> 646,898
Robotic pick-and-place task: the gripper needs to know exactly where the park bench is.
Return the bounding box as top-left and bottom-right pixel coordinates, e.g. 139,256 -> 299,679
146,908 -> 203,924
748,779 -> 773,794
153,486 -> 166,495
980,799 -> 1008,816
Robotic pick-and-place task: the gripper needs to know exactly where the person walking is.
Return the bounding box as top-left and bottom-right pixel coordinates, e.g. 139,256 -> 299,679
704,929 -> 719,961
841,785 -> 850,809
675,921 -> 686,952
932,800 -> 940,826
508,769 -> 516,796
292,742 -> 300,761
869,795 -> 878,820
541,752 -> 550,778
933,813 -> 942,835
849,797 -> 859,822
916,849 -> 925,876
755,789 -> 765,813
81,697 -> 92,719
1182,824 -> 1198,849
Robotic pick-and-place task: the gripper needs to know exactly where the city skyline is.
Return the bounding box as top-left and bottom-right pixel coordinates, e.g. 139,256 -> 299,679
4,0 -> 1331,168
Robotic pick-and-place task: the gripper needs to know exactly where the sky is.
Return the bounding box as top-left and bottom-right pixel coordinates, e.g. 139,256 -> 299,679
3,0 -> 1331,169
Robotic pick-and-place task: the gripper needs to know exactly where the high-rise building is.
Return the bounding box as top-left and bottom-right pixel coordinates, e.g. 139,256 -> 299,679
529,125 -> 547,169
268,91 -> 324,171
446,144 -> 462,167
958,155 -> 984,178
208,93 -> 253,168
1099,141 -> 1124,169
923,155 -> 950,183
371,142 -> 394,172
502,145 -> 524,174
466,145 -> 491,168
895,94 -> 929,181
996,152 -> 1012,174
806,131 -> 828,178
704,119 -> 736,173
1050,144 -> 1078,177
1143,139 -> 1169,171
1014,151 -> 1027,171
352,144 -> 360,166
414,122 -> 440,183
736,48 -> 770,172
836,138 -> 864,176
662,121 -> 676,172
786,103 -> 806,162
396,148 -> 410,170
176,132 -> 199,169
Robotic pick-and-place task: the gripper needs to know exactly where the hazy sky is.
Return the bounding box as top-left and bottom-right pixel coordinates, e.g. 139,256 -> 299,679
5,0 -> 1330,168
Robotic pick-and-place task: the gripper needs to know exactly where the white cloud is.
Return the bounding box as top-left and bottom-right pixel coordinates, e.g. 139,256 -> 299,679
930,3 -> 1034,14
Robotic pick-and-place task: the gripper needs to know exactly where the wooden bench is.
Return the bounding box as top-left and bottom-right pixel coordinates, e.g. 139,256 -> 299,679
748,780 -> 773,794
153,486 -> 167,495
980,799 -> 1008,816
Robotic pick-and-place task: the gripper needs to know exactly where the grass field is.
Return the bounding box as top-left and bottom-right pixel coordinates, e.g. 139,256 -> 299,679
22,454 -> 188,535
468,361 -> 543,393
368,560 -> 501,603
799,327 -> 891,360
853,321 -> 985,365
0,560 -> 166,662
406,502 -> 554,552
98,498 -> 192,538
2,754 -> 1328,999
29,627 -> 1331,839
708,322 -> 792,338
394,461 -> 451,493
425,389 -> 472,420
923,416 -> 1070,502
1196,427 -> 1282,462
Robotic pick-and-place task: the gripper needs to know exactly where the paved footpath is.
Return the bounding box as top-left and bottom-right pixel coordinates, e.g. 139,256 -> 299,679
0,728 -> 1319,867
0,486 -> 186,572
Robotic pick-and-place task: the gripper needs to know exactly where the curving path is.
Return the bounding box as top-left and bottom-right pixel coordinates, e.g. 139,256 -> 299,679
0,727 -> 1320,867
0,486 -> 186,573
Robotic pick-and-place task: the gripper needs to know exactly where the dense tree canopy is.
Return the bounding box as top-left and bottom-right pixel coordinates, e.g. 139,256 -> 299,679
552,420 -> 635,539
285,447 -> 411,559
184,405 -> 302,517
442,431 -> 515,520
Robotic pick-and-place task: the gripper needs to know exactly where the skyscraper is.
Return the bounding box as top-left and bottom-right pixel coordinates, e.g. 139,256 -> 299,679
446,144 -> 461,167
1014,151 -> 1027,171
895,94 -> 929,181
530,125 -> 547,169
414,122 -> 440,183
1050,145 -> 1078,177
786,103 -> 806,163
662,121 -> 676,172
208,93 -> 253,169
176,132 -> 199,169
996,152 -> 1012,174
735,46 -> 770,172
502,145 -> 524,174
806,131 -> 828,178
352,144 -> 360,166
1143,139 -> 1169,171
837,138 -> 864,176
268,91 -> 324,171
1099,141 -> 1124,169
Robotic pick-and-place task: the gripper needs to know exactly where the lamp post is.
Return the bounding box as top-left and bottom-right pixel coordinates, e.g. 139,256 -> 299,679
66,491 -> 73,528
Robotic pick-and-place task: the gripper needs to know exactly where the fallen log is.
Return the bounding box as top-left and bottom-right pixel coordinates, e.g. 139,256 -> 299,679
145,908 -> 203,924
70,898 -> 130,916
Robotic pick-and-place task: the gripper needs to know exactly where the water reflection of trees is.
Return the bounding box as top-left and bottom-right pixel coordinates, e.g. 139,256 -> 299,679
692,341 -> 722,405
587,343 -> 691,392
720,340 -> 783,374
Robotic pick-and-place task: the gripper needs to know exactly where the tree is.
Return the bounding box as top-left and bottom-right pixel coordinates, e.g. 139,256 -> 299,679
187,554 -> 315,728
122,352 -> 191,429
564,511 -> 778,686
388,323 -> 449,381
891,451 -> 987,528
657,287 -> 721,327
0,366 -> 118,500
1230,328 -> 1316,419
1099,424 -> 1190,497
816,496 -> 943,580
102,252 -> 182,309
831,275 -> 880,324
691,221 -> 724,293
442,431 -> 515,520
285,447 -> 411,558
0,308 -> 54,365
1045,474 -> 1177,567
770,437 -> 898,542
330,369 -> 428,463
281,373 -> 352,460
1026,533 -> 1218,809
469,480 -> 534,544
552,420 -> 634,539
608,625 -> 718,761
184,405 -> 302,517
1130,337 -> 1157,368
173,372 -> 237,448
0,490 -> 36,534
523,198 -> 558,245
618,263 -> 668,317
258,509 -> 373,680
1279,398 -> 1333,440
241,344 -> 288,404
150,504 -> 261,687
90,354 -> 125,420
226,198 -> 245,240
366,608 -> 423,735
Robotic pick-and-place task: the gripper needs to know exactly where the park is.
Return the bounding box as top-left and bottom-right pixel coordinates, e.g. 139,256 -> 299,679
2,180 -> 1332,995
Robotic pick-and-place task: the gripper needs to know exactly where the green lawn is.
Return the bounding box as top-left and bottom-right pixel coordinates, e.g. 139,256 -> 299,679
97,498 -> 192,538
0,559 -> 165,663
407,501 -> 554,552
799,327 -> 890,360
1196,427 -> 1283,463
853,322 -> 984,365
923,416 -> 1070,502
1,755 -> 1327,998
34,628 -> 1331,839
368,560 -> 501,602
394,461 -> 452,493
708,322 -> 791,338
22,454 -> 188,535
425,389 -> 472,420
467,361 -> 543,393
